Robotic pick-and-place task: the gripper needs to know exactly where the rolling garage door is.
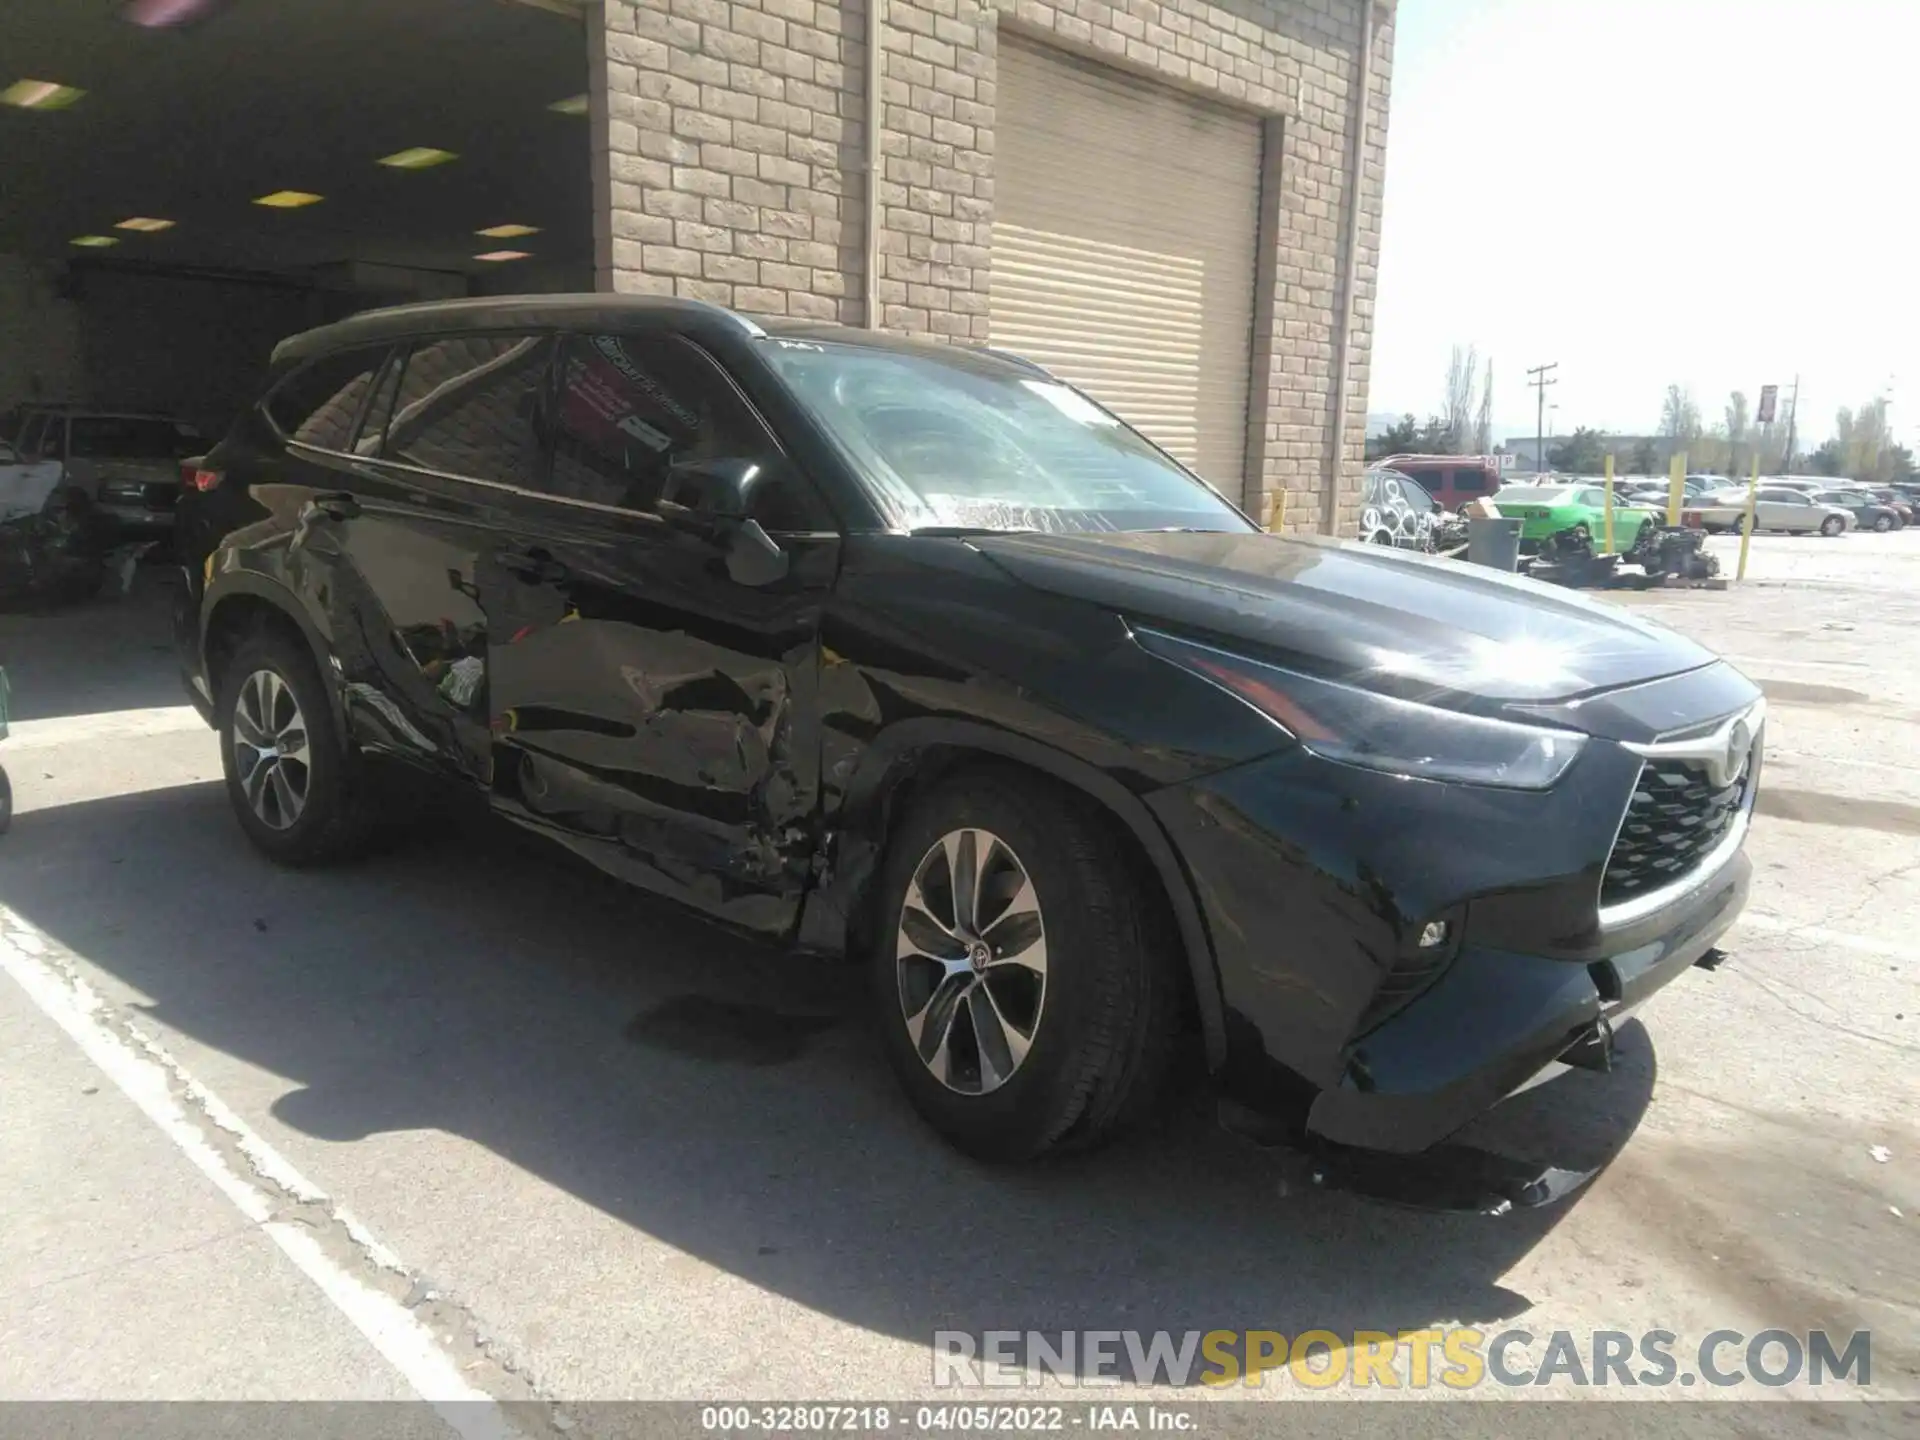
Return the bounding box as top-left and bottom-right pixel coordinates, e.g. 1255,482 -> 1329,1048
991,40 -> 1261,493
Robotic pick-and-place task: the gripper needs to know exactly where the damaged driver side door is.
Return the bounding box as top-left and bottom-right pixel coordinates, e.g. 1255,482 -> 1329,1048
480,328 -> 839,938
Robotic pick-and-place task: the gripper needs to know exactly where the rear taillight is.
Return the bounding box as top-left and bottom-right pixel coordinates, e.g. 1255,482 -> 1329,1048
183,465 -> 222,491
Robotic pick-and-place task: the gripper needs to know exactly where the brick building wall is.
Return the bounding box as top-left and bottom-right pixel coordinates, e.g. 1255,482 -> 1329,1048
590,0 -> 1395,534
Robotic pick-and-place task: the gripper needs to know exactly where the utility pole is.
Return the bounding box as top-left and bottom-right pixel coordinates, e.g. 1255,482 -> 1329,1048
1528,362 -> 1559,473
1780,375 -> 1801,473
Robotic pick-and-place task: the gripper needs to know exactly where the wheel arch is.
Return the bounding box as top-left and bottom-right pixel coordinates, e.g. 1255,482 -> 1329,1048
805,718 -> 1228,1071
202,574 -> 346,736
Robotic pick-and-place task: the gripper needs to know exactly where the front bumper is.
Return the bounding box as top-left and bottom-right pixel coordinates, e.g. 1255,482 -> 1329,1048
1305,848 -> 1746,1153
1146,669 -> 1761,1156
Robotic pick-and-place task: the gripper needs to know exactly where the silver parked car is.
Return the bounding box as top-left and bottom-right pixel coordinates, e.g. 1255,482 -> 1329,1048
0,409 -> 204,539
1692,485 -> 1854,536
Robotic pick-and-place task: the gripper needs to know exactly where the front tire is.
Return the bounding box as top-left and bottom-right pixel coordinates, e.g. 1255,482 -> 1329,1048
871,768 -> 1177,1162
1821,515 -> 1845,537
217,628 -> 373,865
1873,514 -> 1893,533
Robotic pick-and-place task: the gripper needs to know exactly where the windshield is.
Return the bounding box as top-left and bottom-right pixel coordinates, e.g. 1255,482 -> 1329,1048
69,417 -> 201,460
760,340 -> 1251,534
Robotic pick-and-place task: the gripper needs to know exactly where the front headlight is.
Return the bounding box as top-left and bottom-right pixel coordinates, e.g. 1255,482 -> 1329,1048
1137,629 -> 1587,790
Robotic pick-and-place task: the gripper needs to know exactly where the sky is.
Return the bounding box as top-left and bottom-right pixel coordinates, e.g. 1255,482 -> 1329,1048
1369,0 -> 1920,447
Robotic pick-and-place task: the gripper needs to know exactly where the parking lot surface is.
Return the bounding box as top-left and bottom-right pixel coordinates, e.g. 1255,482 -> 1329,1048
0,534 -> 1914,1424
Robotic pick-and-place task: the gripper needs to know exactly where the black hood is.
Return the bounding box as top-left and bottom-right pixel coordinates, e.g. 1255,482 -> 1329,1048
969,530 -> 1719,707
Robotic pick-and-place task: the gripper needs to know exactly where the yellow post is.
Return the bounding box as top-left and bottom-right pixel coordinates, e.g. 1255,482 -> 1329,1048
1603,453 -> 1616,554
1737,455 -> 1761,580
1666,452 -> 1687,527
1265,489 -> 1287,533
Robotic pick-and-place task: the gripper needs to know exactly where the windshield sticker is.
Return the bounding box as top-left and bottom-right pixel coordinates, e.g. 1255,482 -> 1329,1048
589,336 -> 697,430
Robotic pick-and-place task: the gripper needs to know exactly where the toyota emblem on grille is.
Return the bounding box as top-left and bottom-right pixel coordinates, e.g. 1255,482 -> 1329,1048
1712,719 -> 1752,789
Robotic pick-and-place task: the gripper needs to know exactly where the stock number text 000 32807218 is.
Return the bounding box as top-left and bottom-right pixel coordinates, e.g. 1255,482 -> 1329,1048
700,1407 -> 1090,1432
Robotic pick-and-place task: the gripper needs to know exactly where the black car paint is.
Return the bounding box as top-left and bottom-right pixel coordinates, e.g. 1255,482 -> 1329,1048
177,295 -> 1760,1156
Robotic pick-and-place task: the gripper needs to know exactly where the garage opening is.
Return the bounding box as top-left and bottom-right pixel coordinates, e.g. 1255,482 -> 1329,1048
990,37 -> 1261,496
0,0 -> 594,441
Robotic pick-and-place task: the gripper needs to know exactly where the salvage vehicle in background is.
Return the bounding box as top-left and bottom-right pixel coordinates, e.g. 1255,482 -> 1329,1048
1812,488 -> 1900,532
1491,483 -> 1662,554
1370,453 -> 1503,512
1688,486 -> 1853,535
173,295 -> 1763,1193
1856,486 -> 1912,527
1360,466 -> 1453,550
0,408 -> 204,541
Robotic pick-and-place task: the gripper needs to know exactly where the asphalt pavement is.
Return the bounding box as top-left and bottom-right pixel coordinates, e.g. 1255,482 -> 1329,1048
0,536 -> 1913,1430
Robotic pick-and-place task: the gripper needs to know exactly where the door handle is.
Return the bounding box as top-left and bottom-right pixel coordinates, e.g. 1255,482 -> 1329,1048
302,491 -> 361,522
498,545 -> 569,584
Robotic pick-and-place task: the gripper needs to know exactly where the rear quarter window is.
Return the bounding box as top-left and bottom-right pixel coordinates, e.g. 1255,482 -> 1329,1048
265,346 -> 392,452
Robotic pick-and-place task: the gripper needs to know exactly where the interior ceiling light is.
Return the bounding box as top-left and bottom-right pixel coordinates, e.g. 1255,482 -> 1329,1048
477,224 -> 540,239
254,190 -> 324,208
474,250 -> 532,263
379,147 -> 458,170
2,80 -> 86,110
122,0 -> 228,27
548,94 -> 590,115
116,217 -> 176,232
71,236 -> 119,248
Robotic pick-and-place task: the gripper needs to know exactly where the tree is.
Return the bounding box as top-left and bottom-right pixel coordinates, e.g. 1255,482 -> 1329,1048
1724,391 -> 1750,476
1548,427 -> 1608,474
1847,398 -> 1892,482
1474,362 -> 1495,455
1821,397 -> 1898,483
1367,413 -> 1421,461
1660,384 -> 1703,449
1443,345 -> 1479,454
1415,414 -> 1456,453
1629,439 -> 1660,474
1692,424 -> 1731,475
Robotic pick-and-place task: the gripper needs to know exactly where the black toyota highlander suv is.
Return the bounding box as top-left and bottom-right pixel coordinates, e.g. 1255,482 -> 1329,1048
175,295 -> 1762,1177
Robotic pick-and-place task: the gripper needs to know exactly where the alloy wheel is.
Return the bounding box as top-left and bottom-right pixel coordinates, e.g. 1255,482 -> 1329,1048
231,668 -> 311,831
895,827 -> 1048,1095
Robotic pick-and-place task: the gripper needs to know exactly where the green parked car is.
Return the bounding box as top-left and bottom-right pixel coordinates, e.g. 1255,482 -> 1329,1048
1494,483 -> 1662,554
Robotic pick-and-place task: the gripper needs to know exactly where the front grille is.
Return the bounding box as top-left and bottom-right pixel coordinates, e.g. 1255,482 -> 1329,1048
1601,754 -> 1751,906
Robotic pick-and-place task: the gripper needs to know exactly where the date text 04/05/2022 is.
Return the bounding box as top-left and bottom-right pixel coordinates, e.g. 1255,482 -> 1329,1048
699,1405 -> 1196,1432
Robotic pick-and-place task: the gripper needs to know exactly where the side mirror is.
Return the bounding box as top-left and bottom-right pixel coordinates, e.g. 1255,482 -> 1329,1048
659,456 -> 790,587
661,456 -> 765,520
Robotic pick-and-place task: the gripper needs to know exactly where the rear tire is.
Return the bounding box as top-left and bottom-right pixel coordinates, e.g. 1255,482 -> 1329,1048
870,767 -> 1178,1162
1820,515 -> 1845,537
1873,514 -> 1892,533
217,628 -> 374,866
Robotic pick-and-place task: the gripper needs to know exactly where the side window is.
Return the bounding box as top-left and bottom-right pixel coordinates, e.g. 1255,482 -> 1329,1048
1450,469 -> 1489,497
266,347 -> 391,452
548,332 -> 821,528
381,334 -> 554,486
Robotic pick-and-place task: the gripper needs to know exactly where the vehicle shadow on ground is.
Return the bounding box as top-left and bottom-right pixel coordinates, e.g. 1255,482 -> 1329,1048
0,781 -> 1659,1374
0,569 -> 185,722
